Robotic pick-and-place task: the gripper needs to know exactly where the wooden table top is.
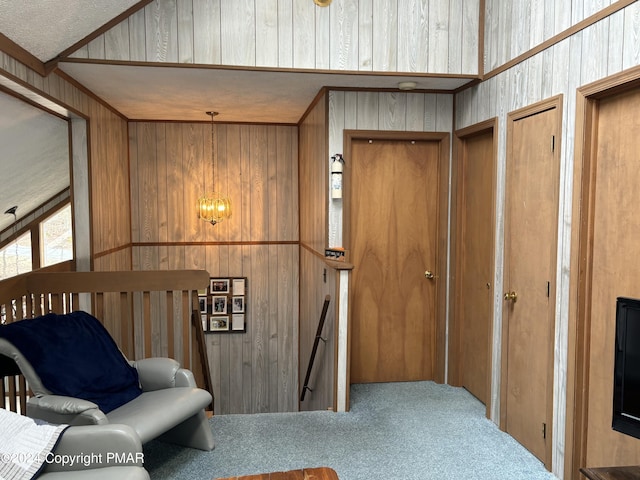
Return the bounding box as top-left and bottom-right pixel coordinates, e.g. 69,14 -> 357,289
215,467 -> 339,480
580,466 -> 640,480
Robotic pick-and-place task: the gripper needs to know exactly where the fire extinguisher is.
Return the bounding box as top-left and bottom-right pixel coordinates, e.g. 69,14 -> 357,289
331,154 -> 344,199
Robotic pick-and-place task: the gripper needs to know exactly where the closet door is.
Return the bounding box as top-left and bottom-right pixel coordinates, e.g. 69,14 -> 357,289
503,102 -> 560,467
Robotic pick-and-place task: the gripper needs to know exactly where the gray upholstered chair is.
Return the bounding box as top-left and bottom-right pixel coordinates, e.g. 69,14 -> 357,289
0,311 -> 215,470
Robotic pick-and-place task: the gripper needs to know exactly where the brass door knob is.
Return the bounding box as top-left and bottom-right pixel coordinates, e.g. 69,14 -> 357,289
425,270 -> 435,280
504,291 -> 518,303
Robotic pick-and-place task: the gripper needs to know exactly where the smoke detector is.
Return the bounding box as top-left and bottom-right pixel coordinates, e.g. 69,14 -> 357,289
398,81 -> 417,91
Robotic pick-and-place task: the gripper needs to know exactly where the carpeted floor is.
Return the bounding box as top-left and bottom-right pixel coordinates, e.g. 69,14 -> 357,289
144,381 -> 558,480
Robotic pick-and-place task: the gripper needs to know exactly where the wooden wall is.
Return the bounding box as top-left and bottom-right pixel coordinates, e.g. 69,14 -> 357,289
299,250 -> 337,412
71,0 -> 479,75
456,1 -> 640,478
128,121 -> 300,414
300,93 -> 328,252
3,0 -> 640,475
483,0 -> 634,72
0,52 -> 132,273
298,91 -> 339,411
88,102 -> 131,267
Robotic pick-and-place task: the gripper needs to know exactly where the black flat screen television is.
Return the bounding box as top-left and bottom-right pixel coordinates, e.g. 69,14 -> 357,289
613,297 -> 640,439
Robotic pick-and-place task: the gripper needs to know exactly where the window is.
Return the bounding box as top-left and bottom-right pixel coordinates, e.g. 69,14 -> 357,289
40,204 -> 73,267
0,232 -> 32,280
0,201 -> 73,281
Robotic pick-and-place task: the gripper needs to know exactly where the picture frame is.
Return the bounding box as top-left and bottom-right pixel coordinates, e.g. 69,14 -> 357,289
212,296 -> 228,314
198,296 -> 207,313
232,296 -> 245,313
232,278 -> 245,296
232,314 -> 245,331
210,315 -> 229,332
204,276 -> 247,334
210,278 -> 230,294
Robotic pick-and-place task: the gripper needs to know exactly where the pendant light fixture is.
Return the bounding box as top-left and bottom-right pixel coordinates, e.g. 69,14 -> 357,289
313,0 -> 332,6
197,111 -> 232,226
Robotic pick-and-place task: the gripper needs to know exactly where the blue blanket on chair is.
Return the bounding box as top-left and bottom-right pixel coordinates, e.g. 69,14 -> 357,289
0,311 -> 141,414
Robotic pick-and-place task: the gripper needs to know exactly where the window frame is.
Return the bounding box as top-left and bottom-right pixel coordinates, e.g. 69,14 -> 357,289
0,192 -> 73,275
39,203 -> 73,268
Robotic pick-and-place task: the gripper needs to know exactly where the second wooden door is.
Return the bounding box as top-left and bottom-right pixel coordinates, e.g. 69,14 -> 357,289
457,128 -> 495,406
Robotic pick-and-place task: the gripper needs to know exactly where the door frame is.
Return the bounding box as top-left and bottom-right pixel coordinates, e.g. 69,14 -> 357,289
449,118 -> 498,419
568,66 -> 640,480
501,95 -> 563,469
342,130 -> 450,394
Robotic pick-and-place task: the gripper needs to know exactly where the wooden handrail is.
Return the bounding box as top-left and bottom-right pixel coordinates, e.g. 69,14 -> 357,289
300,295 -> 331,402
25,269 -> 210,293
0,260 -> 75,306
0,274 -> 28,307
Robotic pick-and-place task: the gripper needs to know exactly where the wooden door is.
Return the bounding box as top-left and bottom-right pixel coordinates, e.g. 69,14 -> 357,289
583,87 -> 640,467
457,129 -> 495,406
503,103 -> 560,466
349,137 -> 442,384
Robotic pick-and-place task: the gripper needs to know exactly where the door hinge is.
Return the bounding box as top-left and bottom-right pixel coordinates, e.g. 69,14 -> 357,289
543,422 -> 547,439
547,281 -> 550,298
551,135 -> 555,153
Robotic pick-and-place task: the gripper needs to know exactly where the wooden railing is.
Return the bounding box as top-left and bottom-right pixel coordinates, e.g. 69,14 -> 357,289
0,267 -> 212,414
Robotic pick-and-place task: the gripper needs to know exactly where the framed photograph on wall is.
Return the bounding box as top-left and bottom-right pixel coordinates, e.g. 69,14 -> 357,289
232,278 -> 245,296
198,296 -> 207,313
201,313 -> 208,332
232,314 -> 245,331
210,315 -> 229,332
212,296 -> 227,314
204,276 -> 247,334
210,279 -> 230,294
232,296 -> 245,313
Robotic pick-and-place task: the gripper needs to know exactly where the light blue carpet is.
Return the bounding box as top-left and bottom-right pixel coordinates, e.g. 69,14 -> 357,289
145,381 -> 558,480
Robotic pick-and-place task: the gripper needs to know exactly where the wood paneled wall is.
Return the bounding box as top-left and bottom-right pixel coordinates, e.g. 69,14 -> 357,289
0,52 -> 132,272
298,92 -> 338,411
300,93 -> 328,252
128,121 -> 300,414
299,248 -> 337,412
456,2 -> 640,477
483,0 -> 634,73
129,122 -> 298,244
94,250 -> 133,273
88,102 -> 131,260
71,0 -> 479,75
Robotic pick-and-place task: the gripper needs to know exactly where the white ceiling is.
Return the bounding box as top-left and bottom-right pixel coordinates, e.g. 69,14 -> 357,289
0,0 -> 142,232
0,0 -> 473,231
58,61 -> 471,123
0,0 -> 141,63
0,92 -> 69,232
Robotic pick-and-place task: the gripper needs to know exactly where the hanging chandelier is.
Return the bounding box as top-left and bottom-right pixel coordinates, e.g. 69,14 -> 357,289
197,111 -> 232,225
